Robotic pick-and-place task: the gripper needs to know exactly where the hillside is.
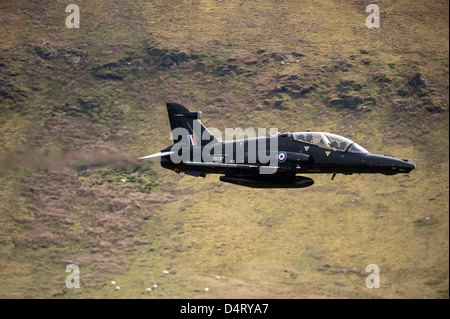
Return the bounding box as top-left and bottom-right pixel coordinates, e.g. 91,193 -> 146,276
0,0 -> 448,298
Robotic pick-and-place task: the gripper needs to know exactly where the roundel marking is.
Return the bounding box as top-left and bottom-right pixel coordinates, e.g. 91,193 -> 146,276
277,151 -> 287,162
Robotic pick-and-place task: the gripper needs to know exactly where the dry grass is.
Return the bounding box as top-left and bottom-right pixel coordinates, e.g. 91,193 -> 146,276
0,0 -> 448,299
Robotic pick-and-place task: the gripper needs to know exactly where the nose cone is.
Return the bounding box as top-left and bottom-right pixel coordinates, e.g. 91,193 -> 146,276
366,154 -> 416,174
400,160 -> 416,173
391,157 -> 416,173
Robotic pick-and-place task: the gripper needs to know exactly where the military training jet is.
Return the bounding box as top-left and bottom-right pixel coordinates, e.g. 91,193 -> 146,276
138,103 -> 415,188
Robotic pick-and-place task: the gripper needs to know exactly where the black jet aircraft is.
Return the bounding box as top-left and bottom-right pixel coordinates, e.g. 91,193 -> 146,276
139,103 -> 415,188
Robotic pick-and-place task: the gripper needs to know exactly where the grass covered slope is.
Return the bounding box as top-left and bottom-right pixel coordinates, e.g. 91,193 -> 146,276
0,0 -> 448,298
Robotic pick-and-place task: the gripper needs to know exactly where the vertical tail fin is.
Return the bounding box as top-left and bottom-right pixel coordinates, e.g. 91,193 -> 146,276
166,102 -> 220,146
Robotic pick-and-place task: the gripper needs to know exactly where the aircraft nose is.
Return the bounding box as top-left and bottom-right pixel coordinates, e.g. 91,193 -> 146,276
398,159 -> 415,173
407,161 -> 416,171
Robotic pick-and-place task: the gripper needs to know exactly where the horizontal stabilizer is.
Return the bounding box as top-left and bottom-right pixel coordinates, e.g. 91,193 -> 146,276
138,151 -> 174,160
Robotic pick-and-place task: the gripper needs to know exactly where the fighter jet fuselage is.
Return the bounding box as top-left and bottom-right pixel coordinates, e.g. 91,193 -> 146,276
140,103 -> 415,188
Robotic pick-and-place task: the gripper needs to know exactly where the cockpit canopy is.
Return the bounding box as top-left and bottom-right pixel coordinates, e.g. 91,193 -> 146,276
292,132 -> 369,154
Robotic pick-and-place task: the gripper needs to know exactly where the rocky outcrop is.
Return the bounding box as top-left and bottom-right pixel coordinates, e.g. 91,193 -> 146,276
91,59 -> 131,80
328,95 -> 364,110
408,73 -> 427,88
146,45 -> 198,68
267,75 -> 316,99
